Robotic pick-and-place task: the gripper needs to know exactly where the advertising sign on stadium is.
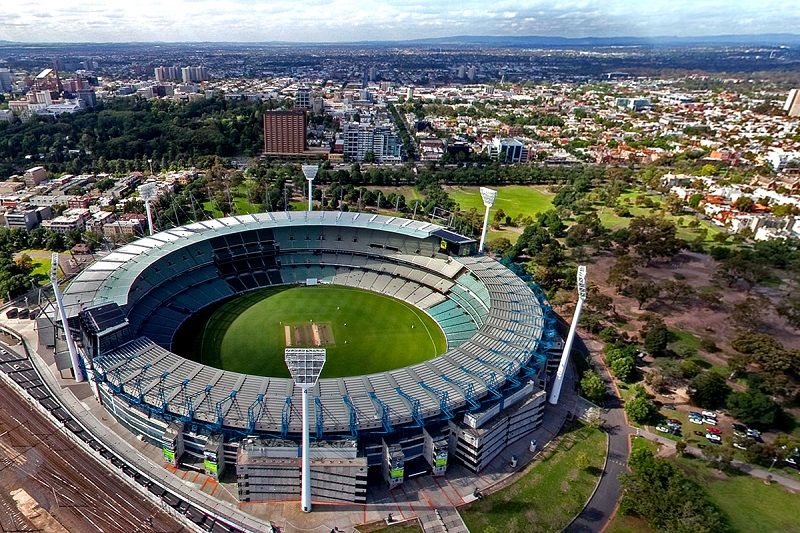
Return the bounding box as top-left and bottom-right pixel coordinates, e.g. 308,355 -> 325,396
204,459 -> 218,474
390,467 -> 404,479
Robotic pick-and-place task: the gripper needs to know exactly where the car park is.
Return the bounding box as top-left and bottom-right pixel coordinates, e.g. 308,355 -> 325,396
706,433 -> 722,444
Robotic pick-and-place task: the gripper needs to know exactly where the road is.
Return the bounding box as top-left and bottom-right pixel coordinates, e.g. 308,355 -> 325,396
565,339 -> 633,533
0,377 -> 186,533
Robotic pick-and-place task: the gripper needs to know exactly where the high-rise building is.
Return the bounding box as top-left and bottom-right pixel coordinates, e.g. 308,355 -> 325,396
295,87 -> 311,109
154,66 -> 181,82
180,66 -> 209,83
263,110 -> 307,154
0,68 -> 12,92
784,89 -> 800,117
342,123 -> 402,163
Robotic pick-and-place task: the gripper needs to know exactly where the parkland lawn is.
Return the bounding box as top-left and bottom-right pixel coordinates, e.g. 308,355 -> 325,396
460,424 -> 606,533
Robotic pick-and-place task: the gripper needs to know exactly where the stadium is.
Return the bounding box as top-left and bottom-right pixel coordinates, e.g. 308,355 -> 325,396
51,211 -> 560,505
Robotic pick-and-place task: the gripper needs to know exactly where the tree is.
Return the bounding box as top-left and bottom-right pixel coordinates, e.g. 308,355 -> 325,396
626,216 -> 684,262
689,372 -> 731,409
733,196 -> 755,212
726,390 -> 781,430
660,279 -> 695,305
607,255 -> 640,292
575,452 -> 590,471
628,279 -> 660,310
731,298 -> 765,331
487,237 -> 512,256
611,355 -> 636,382
713,255 -> 768,291
643,321 -> 671,357
620,449 -> 729,533
580,369 -> 607,404
625,395 -> 656,424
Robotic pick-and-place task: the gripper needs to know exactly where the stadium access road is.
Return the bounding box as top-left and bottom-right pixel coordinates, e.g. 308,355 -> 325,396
0,369 -> 186,532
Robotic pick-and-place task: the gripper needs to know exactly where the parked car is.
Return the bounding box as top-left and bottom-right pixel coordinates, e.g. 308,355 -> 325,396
706,433 -> 722,444
786,455 -> 799,469
702,411 -> 717,419
732,423 -> 747,436
5,308 -> 18,319
703,417 -> 717,426
733,440 -> 748,450
746,428 -> 762,440
707,427 -> 722,435
667,419 -> 682,428
688,416 -> 704,425
689,411 -> 703,418
17,308 -> 29,319
656,424 -> 671,434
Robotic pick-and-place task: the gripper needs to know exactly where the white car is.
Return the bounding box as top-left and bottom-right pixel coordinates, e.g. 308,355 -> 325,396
703,417 -> 717,426
656,425 -> 671,434
733,441 -> 747,450
702,411 -> 717,419
706,433 -> 722,444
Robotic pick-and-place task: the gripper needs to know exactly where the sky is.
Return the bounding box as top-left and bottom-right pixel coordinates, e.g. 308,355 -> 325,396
1,0 -> 798,43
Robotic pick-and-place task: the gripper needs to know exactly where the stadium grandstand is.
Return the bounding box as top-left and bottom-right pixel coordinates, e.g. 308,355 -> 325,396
43,211 -> 560,504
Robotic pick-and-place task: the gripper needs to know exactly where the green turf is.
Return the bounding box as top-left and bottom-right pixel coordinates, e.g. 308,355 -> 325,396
447,185 -> 555,219
675,456 -> 800,533
460,423 -> 607,533
199,286 -> 447,378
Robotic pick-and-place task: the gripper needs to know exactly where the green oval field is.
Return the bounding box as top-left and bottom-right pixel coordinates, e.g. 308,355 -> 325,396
197,285 -> 447,379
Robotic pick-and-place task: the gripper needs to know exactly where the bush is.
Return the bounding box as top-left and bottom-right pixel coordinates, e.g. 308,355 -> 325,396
689,372 -> 731,409
699,338 -> 719,353
680,360 -> 701,379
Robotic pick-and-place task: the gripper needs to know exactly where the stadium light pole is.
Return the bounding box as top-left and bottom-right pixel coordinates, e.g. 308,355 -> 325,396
549,265 -> 587,405
50,253 -> 84,383
139,183 -> 158,236
302,164 -> 318,212
285,348 -> 326,513
478,187 -> 497,253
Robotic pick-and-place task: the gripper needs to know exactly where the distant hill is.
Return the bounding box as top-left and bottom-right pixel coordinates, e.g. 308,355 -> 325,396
394,34 -> 800,47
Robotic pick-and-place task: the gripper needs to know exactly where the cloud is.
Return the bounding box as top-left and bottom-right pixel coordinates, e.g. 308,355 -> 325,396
0,0 -> 798,42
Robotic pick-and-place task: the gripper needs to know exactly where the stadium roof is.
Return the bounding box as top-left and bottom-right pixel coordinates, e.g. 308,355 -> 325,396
61,211 -> 453,318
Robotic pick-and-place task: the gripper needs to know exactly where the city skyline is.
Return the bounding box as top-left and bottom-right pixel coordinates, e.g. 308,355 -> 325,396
3,0 -> 800,43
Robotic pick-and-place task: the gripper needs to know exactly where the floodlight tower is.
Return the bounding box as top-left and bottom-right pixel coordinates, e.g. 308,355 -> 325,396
302,164 -> 319,212
549,265 -> 587,405
138,183 -> 158,236
50,253 -> 84,382
285,348 -> 326,513
478,187 -> 497,253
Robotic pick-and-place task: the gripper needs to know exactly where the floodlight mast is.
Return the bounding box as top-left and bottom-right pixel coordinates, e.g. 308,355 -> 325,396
302,165 -> 319,212
549,265 -> 587,405
50,253 -> 84,383
285,348 -> 326,513
139,183 -> 157,236
478,187 -> 498,253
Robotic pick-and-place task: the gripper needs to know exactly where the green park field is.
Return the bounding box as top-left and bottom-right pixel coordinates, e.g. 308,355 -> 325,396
447,185 -> 555,219
198,286 -> 447,378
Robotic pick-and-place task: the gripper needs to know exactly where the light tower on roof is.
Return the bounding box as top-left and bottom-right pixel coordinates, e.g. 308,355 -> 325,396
302,164 -> 319,212
138,183 -> 158,236
478,187 -> 497,253
549,265 -> 587,405
285,348 -> 326,513
50,253 -> 84,382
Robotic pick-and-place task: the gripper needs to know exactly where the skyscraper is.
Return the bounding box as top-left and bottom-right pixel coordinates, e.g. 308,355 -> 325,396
0,68 -> 12,92
295,87 -> 311,109
263,110 -> 307,154
784,89 -> 800,117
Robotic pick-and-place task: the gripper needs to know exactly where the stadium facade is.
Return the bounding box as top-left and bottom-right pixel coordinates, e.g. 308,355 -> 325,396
46,211 -> 560,504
